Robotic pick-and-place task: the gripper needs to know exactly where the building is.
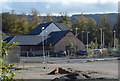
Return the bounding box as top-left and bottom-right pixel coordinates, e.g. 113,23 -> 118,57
4,22 -> 85,56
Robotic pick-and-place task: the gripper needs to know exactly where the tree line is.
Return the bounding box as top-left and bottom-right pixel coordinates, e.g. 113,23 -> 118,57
2,9 -> 120,48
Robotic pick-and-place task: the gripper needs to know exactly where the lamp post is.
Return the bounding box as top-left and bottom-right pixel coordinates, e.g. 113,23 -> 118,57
100,28 -> 102,49
76,28 -> 78,37
82,31 -> 84,43
87,31 -> 90,51
103,32 -> 104,48
45,31 -> 47,52
46,31 -> 49,62
42,27 -> 45,63
113,31 -> 116,49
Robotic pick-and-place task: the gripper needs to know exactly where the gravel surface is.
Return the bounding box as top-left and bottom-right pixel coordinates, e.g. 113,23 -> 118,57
13,59 -> 118,79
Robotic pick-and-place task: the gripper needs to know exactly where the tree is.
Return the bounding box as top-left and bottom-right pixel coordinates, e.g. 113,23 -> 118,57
87,17 -> 97,42
17,13 -> 29,34
44,13 -> 55,22
29,9 -> 43,31
113,13 -> 120,44
118,13 -> 120,43
57,12 -> 72,30
68,41 -> 75,56
95,37 -> 98,49
2,12 -> 11,33
0,38 -> 19,80
72,13 -> 88,44
90,41 -> 95,49
97,15 -> 113,47
2,10 -> 18,34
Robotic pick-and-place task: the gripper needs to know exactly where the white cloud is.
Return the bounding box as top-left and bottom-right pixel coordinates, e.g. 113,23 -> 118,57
44,0 -> 119,4
3,3 -> 12,10
41,13 -> 61,16
1,0 -> 119,4
1,2 -> 12,12
46,4 -> 50,9
2,0 -> 119,4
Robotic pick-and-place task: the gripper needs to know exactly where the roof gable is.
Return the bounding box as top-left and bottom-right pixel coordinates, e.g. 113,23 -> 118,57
4,36 -> 15,43
29,22 -> 68,35
29,22 -> 52,35
2,36 -> 10,40
42,30 -> 70,46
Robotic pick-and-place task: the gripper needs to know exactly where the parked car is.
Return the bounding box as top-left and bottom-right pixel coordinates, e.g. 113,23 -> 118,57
93,49 -> 102,54
54,51 -> 66,57
27,50 -> 43,56
113,51 -> 120,56
76,50 -> 88,56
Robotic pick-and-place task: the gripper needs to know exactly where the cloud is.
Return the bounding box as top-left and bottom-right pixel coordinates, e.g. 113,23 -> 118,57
4,4 -> 12,10
1,0 -> 119,4
47,0 -> 119,4
0,1 -> 118,15
1,2 -> 12,13
46,4 -> 50,9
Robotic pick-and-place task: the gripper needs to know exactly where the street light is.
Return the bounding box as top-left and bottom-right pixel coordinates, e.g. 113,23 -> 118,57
82,31 -> 84,43
100,28 -> 102,49
87,31 -> 90,51
103,32 -> 104,48
42,27 -> 45,63
45,31 -> 49,62
76,28 -> 78,37
113,31 -> 116,49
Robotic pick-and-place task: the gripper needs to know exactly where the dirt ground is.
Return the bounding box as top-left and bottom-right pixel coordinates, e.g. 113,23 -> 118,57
13,60 -> 118,79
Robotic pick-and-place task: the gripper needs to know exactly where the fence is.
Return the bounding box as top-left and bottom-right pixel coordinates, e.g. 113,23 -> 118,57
4,49 -> 119,63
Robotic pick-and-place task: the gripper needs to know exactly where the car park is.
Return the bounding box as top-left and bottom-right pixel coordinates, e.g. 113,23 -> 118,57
93,49 -> 102,54
76,50 -> 88,56
113,50 -> 120,56
54,51 -> 66,57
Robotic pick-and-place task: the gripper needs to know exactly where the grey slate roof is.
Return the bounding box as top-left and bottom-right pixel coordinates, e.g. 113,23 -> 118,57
29,22 -> 68,35
5,30 -> 70,46
55,23 -> 68,31
5,35 -> 48,45
1,36 -> 10,40
41,30 -> 70,45
29,22 -> 52,35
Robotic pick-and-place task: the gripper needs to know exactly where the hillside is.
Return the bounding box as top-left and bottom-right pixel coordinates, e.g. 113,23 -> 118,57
71,13 -> 117,27
18,13 -> 117,27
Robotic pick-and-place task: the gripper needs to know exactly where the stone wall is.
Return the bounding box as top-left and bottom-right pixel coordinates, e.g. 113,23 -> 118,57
5,46 -> 20,63
54,32 -> 85,51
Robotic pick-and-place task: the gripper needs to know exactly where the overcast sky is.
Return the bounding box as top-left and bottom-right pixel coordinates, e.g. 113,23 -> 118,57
0,0 -> 119,16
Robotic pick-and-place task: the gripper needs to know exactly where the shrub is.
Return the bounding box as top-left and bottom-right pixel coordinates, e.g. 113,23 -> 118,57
0,38 -> 19,81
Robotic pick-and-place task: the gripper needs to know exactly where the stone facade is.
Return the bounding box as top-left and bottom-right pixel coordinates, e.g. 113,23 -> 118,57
54,32 -> 85,51
19,32 -> 85,52
5,46 -> 20,63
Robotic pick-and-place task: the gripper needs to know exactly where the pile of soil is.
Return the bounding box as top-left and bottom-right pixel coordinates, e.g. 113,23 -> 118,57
49,67 -> 108,81
48,67 -> 70,74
